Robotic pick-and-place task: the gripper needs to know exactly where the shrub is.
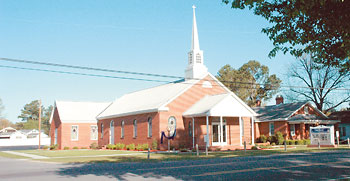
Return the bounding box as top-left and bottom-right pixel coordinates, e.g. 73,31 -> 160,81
63,146 -> 70,150
126,143 -> 135,150
81,147 -> 87,149
43,145 -> 49,150
73,146 -> 79,149
296,140 -> 304,145
50,144 -> 58,150
251,146 -> 258,150
215,147 -> 221,151
142,143 -> 149,151
180,148 -> 188,152
258,135 -> 267,143
192,148 -> 196,152
275,132 -> 284,145
136,144 -> 143,150
271,142 -> 276,146
304,139 -> 311,145
90,142 -> 98,149
106,144 -> 114,149
268,136 -> 276,144
152,139 -> 158,150
115,143 -> 125,150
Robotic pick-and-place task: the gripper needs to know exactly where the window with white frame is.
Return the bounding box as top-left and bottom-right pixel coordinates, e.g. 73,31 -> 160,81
91,125 -> 98,140
290,124 -> 295,136
133,120 -> 137,138
100,123 -> 104,139
121,121 -> 124,138
148,117 -> 152,138
189,121 -> 192,137
304,106 -> 309,114
269,122 -> 274,136
71,125 -> 78,141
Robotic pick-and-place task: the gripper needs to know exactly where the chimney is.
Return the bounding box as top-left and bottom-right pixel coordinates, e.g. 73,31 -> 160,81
256,99 -> 261,107
276,95 -> 284,105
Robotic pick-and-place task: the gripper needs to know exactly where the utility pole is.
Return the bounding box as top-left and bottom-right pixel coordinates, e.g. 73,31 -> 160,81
38,100 -> 41,150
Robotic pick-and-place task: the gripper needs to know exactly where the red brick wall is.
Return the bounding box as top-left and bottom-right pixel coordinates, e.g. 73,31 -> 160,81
60,123 -> 98,149
98,112 -> 159,148
50,107 -> 62,149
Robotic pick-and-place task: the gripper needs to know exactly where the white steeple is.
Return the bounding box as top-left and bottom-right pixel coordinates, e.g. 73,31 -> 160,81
185,5 -> 208,80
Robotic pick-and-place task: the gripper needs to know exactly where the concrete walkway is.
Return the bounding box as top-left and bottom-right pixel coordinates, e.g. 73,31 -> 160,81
2,151 -> 48,159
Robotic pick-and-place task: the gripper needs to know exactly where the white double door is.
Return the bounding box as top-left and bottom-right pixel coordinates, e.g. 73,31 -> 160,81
212,122 -> 227,146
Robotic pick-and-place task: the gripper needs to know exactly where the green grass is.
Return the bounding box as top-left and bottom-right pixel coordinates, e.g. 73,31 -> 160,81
0,152 -> 30,159
2,146 -> 350,163
17,149 -> 138,157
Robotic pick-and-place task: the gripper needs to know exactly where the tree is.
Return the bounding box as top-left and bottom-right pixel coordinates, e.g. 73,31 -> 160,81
216,60 -> 281,106
223,0 -> 350,71
286,56 -> 350,112
17,100 -> 52,134
0,119 -> 15,129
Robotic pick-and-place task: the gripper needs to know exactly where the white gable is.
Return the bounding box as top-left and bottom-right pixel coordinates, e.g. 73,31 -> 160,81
52,101 -> 111,123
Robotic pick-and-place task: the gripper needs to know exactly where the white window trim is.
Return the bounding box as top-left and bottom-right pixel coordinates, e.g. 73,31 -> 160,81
148,117 -> 152,138
121,121 -> 124,138
91,125 -> 98,140
133,120 -> 137,138
269,122 -> 274,136
71,125 -> 79,141
101,123 -> 104,139
290,124 -> 295,137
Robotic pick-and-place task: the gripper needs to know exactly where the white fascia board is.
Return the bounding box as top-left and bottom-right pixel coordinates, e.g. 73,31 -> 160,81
183,112 -> 208,118
255,119 -> 286,123
208,73 -> 257,116
97,108 -> 164,120
95,102 -> 114,120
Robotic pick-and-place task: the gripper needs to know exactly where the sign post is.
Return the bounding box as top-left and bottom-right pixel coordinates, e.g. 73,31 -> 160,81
336,131 -> 339,147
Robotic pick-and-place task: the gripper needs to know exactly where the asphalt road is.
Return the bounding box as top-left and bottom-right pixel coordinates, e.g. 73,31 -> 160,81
1,150 -> 350,180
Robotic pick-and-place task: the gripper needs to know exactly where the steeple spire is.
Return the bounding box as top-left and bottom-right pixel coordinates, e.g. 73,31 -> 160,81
185,5 -> 208,80
191,5 -> 200,51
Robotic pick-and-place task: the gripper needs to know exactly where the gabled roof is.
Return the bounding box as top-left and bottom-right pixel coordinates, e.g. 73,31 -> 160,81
51,101 -> 111,123
252,101 -> 329,122
329,111 -> 350,120
183,93 -> 256,117
97,78 -> 199,119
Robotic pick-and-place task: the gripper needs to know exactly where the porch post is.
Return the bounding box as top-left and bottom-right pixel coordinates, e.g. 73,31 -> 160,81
220,116 -> 223,145
239,116 -> 243,146
206,115 -> 209,155
192,117 -> 195,149
251,117 -> 255,145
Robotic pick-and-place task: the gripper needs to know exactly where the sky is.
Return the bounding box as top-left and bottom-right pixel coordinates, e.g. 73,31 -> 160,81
0,0 -> 297,123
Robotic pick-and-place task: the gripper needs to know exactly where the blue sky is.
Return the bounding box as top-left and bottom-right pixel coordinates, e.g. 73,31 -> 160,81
0,0 -> 296,122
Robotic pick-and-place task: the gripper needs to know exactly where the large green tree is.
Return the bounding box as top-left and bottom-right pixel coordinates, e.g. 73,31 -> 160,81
223,0 -> 350,71
16,100 -> 52,134
216,60 -> 281,106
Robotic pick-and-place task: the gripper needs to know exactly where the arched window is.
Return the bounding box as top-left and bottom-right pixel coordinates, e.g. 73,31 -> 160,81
133,120 -> 137,138
100,123 -> 104,139
189,121 -> 192,137
121,121 -> 124,138
148,117 -> 152,138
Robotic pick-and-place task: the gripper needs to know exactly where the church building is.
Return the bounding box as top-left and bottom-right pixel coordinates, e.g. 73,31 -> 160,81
97,6 -> 257,150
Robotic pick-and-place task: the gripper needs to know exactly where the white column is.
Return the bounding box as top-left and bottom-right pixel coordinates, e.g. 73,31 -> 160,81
251,117 -> 255,145
220,116 -> 223,145
206,115 -> 209,147
192,117 -> 195,149
239,116 -> 242,146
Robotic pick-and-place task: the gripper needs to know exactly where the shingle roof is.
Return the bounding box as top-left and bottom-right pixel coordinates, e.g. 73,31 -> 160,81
52,101 -> 111,123
253,101 -> 308,122
97,78 -> 198,119
288,114 -> 327,121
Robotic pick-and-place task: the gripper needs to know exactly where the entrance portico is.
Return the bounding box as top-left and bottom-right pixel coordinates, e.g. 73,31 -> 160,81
183,93 -> 257,149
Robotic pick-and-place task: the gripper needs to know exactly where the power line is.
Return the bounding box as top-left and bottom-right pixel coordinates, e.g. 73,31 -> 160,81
0,57 -> 349,91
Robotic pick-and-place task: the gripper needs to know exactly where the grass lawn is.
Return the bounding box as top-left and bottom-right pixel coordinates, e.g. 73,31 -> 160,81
0,151 -> 29,159
1,146 -> 350,163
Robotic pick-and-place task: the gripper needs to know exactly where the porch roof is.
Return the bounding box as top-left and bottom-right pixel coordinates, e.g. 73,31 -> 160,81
183,93 -> 256,117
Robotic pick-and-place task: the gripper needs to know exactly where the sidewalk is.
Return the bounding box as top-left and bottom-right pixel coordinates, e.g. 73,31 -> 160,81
2,151 -> 48,159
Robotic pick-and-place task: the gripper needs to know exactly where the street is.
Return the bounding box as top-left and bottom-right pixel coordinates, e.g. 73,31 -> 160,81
1,150 -> 350,180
